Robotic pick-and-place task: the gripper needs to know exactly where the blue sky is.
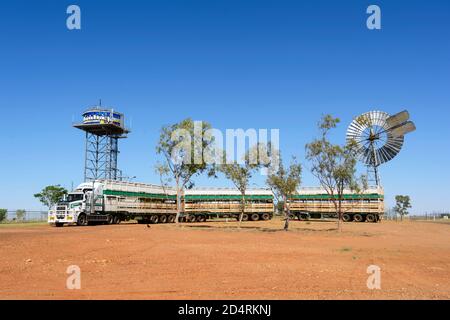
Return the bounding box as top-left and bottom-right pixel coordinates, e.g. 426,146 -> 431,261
0,0 -> 449,214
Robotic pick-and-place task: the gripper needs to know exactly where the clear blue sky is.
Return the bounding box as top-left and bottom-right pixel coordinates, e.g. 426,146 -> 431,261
0,0 -> 449,214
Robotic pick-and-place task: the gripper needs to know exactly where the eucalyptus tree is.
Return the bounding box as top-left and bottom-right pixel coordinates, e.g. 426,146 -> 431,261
305,115 -> 367,232
156,118 -> 216,223
218,143 -> 276,225
266,155 -> 302,231
34,185 -> 68,209
394,195 -> 412,221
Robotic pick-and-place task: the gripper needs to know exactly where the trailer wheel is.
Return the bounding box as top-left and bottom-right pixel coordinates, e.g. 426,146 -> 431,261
343,214 -> 352,222
149,215 -> 159,224
159,215 -> 167,223
187,215 -> 196,223
366,214 -> 376,223
297,213 -> 309,221
55,222 -> 64,227
197,215 -> 206,222
250,213 -> 260,221
353,214 -> 364,223
167,215 -> 175,223
114,216 -> 121,224
240,214 -> 249,221
261,213 -> 271,221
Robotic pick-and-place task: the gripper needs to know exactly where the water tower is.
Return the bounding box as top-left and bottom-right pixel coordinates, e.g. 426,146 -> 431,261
74,105 -> 129,181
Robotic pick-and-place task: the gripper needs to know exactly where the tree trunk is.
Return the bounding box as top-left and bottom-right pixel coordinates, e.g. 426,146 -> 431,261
239,192 -> 245,226
283,195 -> 290,231
175,177 -> 181,224
331,198 -> 340,232
337,199 -> 342,233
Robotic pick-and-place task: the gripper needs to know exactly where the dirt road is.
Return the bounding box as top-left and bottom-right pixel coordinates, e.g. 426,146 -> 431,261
0,219 -> 449,299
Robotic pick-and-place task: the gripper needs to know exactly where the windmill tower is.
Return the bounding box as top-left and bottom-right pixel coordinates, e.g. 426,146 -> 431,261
346,110 -> 416,186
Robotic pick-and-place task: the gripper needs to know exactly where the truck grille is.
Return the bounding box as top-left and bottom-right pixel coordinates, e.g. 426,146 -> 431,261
57,206 -> 66,211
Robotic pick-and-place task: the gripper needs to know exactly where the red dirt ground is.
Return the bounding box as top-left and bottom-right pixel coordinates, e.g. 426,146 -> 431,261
0,219 -> 449,299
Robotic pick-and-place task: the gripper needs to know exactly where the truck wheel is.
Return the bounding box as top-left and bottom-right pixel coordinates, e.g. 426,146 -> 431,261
288,213 -> 295,220
353,214 -> 364,223
107,215 -> 114,225
159,215 -> 167,223
261,213 -> 271,221
187,215 -> 196,223
366,214 -> 376,223
77,214 -> 88,226
150,215 -> 159,224
343,214 -> 352,222
167,215 -> 175,223
55,222 -> 64,227
250,213 -> 260,221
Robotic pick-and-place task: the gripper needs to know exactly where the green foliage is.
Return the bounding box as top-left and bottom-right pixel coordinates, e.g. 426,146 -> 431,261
156,118 -> 216,222
394,195 -> 412,221
266,154 -> 302,230
15,209 -> 26,221
0,209 -> 7,222
305,114 -> 367,230
218,143 -> 274,223
34,185 -> 68,209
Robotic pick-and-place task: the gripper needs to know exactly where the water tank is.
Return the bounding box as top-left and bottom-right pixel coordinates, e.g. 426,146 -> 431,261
82,108 -> 124,128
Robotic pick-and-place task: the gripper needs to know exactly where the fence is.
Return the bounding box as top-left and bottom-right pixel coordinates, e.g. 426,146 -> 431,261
384,208 -> 450,221
1,210 -> 48,222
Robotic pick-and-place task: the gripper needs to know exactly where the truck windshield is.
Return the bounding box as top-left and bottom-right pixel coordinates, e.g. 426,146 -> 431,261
67,194 -> 84,202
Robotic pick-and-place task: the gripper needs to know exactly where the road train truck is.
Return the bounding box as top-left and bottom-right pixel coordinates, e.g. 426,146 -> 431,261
48,180 -> 274,226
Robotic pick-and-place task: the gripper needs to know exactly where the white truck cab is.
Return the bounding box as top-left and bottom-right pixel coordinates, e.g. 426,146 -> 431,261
48,192 -> 86,226
48,181 -> 101,227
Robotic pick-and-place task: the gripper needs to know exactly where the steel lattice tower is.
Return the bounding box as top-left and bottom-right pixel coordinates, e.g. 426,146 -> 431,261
74,107 -> 129,181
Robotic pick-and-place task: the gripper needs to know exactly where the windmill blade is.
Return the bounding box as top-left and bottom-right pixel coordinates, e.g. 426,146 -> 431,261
389,121 -> 416,137
346,109 -> 414,186
346,110 -> 410,167
386,110 -> 410,129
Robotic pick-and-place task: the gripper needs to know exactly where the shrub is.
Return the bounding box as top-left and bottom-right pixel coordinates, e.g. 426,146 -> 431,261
0,209 -> 7,222
16,209 -> 26,221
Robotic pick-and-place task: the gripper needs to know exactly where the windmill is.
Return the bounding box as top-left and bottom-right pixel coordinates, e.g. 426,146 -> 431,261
346,110 -> 416,186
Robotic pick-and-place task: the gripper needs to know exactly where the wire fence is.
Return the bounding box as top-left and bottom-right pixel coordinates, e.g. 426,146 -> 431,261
384,208 -> 450,221
0,210 -> 48,223
1,209 -> 449,223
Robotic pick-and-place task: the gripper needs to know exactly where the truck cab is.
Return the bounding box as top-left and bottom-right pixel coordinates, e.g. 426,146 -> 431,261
48,181 -> 106,227
48,191 -> 86,227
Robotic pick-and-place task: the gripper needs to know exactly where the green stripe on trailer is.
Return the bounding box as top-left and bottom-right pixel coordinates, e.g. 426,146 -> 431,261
290,193 -> 383,200
184,194 -> 273,201
103,189 -> 176,200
